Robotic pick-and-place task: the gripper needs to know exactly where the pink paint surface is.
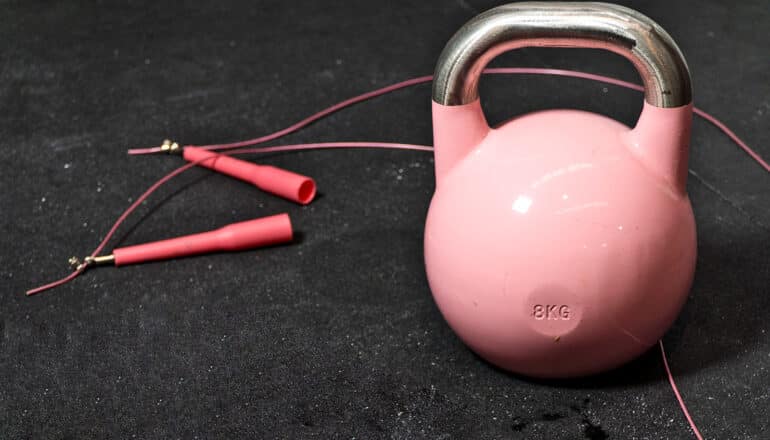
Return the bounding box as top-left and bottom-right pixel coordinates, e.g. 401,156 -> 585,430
426,100 -> 696,377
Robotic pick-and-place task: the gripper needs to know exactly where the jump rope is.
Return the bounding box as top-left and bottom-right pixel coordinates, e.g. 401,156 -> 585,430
26,67 -> 770,439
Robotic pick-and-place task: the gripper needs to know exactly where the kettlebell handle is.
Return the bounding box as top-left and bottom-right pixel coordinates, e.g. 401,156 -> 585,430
433,2 -> 692,108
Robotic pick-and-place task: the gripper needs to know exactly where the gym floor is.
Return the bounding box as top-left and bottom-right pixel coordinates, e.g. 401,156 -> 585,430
1,0 -> 768,438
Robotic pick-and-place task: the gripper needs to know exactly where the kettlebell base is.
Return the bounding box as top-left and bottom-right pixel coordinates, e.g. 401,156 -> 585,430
425,108 -> 696,378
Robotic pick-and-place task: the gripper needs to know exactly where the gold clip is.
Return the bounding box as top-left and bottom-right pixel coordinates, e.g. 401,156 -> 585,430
160,139 -> 181,154
68,256 -> 86,271
68,255 -> 115,271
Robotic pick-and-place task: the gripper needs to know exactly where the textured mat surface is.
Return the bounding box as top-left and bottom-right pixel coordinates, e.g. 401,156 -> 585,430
1,0 -> 768,438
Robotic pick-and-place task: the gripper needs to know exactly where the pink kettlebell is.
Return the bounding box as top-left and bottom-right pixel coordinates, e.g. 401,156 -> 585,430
424,2 -> 695,378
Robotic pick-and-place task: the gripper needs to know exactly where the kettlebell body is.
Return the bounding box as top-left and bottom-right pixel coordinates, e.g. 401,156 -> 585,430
425,2 -> 696,378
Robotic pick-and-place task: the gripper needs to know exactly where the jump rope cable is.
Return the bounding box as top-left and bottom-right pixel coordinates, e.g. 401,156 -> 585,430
28,67 -> 770,440
126,67 -> 770,173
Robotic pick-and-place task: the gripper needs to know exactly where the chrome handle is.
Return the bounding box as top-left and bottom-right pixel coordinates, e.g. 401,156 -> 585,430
432,2 -> 691,108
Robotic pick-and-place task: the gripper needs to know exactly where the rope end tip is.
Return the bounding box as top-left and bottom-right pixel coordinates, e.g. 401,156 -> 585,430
127,139 -> 182,156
